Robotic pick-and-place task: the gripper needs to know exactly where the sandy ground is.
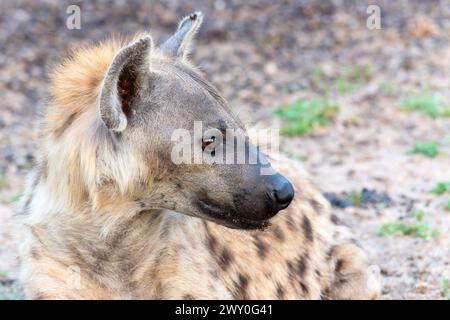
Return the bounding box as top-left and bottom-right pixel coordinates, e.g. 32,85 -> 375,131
0,0 -> 449,299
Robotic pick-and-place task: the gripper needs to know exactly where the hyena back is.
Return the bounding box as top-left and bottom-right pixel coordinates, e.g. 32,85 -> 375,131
19,12 -> 380,299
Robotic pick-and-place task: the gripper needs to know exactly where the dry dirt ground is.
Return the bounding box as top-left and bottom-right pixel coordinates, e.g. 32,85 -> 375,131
0,0 -> 449,299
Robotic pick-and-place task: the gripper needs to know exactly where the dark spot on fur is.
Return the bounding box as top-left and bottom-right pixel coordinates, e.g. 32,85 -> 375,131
330,214 -> 342,225
33,292 -> 48,300
219,248 -> 233,271
118,254 -> 135,280
84,227 -> 130,276
209,269 -> 219,279
302,215 -> 314,242
254,237 -> 268,259
297,255 -> 308,277
233,273 -> 249,299
30,247 -> 41,260
206,234 -> 218,253
310,198 -> 323,213
275,282 -> 285,299
326,246 -> 336,261
272,225 -> 285,242
335,259 -> 344,273
322,287 -> 331,300
92,249 -> 110,273
287,260 -> 295,277
183,294 -> 195,300
285,215 -> 297,231
204,222 -> 218,254
54,113 -> 77,138
176,182 -> 182,189
300,282 -> 309,294
167,165 -> 175,174
315,269 -> 321,277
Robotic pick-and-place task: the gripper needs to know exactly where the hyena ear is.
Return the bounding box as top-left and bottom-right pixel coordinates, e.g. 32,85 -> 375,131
159,11 -> 203,59
99,36 -> 153,132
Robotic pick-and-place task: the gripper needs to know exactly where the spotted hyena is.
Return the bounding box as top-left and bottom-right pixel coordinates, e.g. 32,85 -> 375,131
18,12 -> 380,299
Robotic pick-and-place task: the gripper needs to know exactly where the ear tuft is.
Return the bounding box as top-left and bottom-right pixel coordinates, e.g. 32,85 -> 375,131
99,36 -> 153,132
159,11 -> 204,59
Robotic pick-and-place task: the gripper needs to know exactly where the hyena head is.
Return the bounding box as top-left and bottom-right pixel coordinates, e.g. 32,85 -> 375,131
97,12 -> 294,229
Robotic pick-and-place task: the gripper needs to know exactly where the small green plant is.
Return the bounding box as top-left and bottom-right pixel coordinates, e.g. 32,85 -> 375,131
409,140 -> 439,158
380,82 -> 394,95
443,199 -> 450,211
312,67 -> 324,90
343,63 -> 373,82
332,64 -> 373,95
431,182 -> 450,210
283,152 -> 308,162
412,209 -> 425,222
431,181 -> 450,195
275,99 -> 339,136
442,279 -> 449,299
378,222 -> 434,238
378,209 -> 439,239
335,77 -> 354,94
441,109 -> 450,117
399,94 -> 450,118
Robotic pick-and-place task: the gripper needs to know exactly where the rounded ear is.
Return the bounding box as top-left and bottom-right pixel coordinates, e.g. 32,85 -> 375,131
159,11 -> 203,59
99,36 -> 153,132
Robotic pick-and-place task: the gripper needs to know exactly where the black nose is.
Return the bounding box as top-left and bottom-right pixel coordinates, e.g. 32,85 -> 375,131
266,174 -> 295,209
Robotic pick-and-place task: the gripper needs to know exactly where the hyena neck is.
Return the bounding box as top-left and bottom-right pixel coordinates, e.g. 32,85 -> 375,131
21,163 -> 170,248
21,168 -> 190,290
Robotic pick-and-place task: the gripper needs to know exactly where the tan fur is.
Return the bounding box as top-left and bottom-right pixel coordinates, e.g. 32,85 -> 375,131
19,33 -> 380,300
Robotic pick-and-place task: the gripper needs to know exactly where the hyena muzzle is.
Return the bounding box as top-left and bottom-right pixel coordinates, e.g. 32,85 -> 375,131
18,12 -> 381,300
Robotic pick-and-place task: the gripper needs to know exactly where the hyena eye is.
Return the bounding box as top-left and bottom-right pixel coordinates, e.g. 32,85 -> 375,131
202,136 -> 216,151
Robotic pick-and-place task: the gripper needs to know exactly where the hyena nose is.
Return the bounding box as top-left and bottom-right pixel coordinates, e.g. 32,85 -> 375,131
267,174 -> 295,210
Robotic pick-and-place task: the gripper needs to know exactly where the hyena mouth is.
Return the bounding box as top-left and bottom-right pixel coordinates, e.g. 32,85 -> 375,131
195,197 -> 270,230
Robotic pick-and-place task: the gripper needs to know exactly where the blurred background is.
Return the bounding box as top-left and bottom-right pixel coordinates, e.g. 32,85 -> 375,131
0,0 -> 449,299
